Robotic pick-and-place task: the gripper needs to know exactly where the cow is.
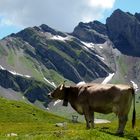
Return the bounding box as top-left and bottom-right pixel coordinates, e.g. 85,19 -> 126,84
48,83 -> 136,135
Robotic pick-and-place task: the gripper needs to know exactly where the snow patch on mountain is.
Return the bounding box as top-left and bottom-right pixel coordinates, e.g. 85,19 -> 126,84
81,41 -> 95,49
9,70 -> 31,78
81,42 -> 105,61
0,65 -> 31,78
99,46 -> 103,49
95,54 -> 105,61
44,77 -> 56,88
0,65 -> 5,70
51,35 -> 68,41
102,73 -> 114,84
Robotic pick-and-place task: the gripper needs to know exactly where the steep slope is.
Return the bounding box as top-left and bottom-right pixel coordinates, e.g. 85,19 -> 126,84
106,9 -> 140,86
0,97 -> 65,123
0,68 -> 53,107
15,25 -> 112,82
106,9 -> 140,56
72,20 -> 108,43
0,24 -> 112,84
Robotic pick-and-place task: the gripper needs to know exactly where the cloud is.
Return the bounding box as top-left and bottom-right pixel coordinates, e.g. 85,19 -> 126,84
88,0 -> 115,8
0,0 -> 115,32
0,18 -> 14,27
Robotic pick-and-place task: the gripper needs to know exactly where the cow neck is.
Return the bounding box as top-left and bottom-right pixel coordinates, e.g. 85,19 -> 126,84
62,86 -> 78,107
62,87 -> 69,106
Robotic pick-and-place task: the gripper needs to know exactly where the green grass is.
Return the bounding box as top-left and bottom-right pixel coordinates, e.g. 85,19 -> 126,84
135,93 -> 140,119
0,45 -> 6,57
0,97 -> 139,140
19,55 -> 71,87
19,55 -> 66,85
48,45 -> 75,64
117,56 -> 128,75
111,55 -> 129,84
0,120 -> 139,140
42,69 -> 73,86
19,56 -> 44,82
7,49 -> 15,66
0,97 -> 65,123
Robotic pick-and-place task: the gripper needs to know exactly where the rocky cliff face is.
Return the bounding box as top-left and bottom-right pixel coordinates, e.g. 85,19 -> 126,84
0,69 -> 52,106
106,9 -> 140,56
7,24 -> 112,83
72,21 -> 108,43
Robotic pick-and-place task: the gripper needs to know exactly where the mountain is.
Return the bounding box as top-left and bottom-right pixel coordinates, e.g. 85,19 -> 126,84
72,20 -> 108,43
0,9 -> 140,111
0,24 -> 112,108
106,9 -> 140,56
0,68 -> 53,107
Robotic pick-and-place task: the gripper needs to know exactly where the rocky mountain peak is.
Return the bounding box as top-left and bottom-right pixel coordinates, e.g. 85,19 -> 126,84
135,13 -> 140,22
72,20 -> 108,43
75,20 -> 107,35
106,9 -> 140,56
39,24 -> 67,37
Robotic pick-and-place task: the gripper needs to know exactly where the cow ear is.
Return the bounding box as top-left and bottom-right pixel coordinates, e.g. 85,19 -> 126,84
60,84 -> 64,90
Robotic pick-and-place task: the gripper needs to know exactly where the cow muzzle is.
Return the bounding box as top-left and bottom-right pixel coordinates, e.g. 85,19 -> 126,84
47,93 -> 53,99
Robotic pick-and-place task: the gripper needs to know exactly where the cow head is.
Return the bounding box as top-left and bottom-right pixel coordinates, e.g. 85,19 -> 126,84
48,83 -> 69,106
48,84 -> 65,99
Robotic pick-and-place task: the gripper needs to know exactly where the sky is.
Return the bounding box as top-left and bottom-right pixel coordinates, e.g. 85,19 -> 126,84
0,0 -> 140,39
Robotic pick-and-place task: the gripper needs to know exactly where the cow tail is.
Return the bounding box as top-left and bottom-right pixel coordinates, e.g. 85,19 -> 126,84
132,87 -> 136,129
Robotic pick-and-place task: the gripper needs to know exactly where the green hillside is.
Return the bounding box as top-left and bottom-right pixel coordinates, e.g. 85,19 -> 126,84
0,97 -> 65,123
0,97 -> 139,140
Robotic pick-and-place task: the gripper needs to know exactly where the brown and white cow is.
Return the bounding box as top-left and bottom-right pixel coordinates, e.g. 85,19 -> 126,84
48,83 -> 136,135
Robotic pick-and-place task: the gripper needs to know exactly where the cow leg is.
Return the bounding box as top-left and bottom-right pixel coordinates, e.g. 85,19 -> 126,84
116,115 -> 128,135
84,114 -> 90,129
83,107 -> 91,129
89,112 -> 94,128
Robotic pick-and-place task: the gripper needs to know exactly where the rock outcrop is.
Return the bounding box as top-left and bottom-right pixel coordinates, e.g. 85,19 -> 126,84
0,69 -> 52,105
106,9 -> 140,56
72,21 -> 108,43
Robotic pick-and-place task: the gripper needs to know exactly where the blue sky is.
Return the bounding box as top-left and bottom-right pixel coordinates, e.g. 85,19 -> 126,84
0,0 -> 140,39
103,0 -> 140,22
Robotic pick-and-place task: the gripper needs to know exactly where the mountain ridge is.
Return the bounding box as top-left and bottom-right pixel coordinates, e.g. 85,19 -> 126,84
106,9 -> 140,56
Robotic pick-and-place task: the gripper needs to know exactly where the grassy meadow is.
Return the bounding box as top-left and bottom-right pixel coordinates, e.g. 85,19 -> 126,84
0,97 -> 139,140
